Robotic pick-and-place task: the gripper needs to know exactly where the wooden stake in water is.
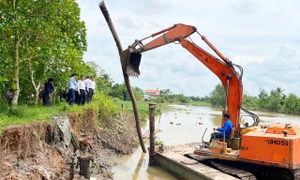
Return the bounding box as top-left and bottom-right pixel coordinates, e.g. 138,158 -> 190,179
149,103 -> 156,166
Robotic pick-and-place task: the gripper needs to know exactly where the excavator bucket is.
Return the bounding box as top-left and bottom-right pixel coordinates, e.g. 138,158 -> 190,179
121,48 -> 142,77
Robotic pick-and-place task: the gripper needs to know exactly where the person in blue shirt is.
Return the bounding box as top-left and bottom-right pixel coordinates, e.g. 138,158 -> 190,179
68,73 -> 78,106
208,113 -> 232,145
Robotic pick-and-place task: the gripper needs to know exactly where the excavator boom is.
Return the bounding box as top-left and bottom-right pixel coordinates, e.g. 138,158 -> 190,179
121,23 -> 243,132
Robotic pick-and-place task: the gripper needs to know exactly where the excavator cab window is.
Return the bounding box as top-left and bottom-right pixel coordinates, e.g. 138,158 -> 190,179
121,48 -> 141,77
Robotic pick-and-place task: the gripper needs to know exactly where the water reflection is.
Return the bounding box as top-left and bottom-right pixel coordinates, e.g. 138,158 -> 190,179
156,105 -> 223,146
210,114 -> 222,127
132,153 -> 146,180
242,110 -> 300,127
112,148 -> 176,180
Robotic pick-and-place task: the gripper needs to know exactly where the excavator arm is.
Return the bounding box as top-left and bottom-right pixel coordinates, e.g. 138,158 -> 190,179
121,23 -> 257,133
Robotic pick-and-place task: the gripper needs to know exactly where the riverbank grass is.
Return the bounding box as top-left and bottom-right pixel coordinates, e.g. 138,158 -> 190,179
114,100 -> 162,126
0,93 -> 119,132
0,93 -> 164,132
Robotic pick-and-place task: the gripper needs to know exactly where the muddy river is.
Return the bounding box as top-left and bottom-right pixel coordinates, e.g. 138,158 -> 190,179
111,105 -> 300,180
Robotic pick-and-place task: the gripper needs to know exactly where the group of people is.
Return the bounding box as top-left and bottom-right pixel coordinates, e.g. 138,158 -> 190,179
39,73 -> 96,107
68,74 -> 96,106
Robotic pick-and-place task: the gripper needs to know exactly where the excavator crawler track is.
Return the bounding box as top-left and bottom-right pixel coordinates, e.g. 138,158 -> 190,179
292,169 -> 300,180
185,154 -> 256,180
207,160 -> 256,180
185,153 -> 300,180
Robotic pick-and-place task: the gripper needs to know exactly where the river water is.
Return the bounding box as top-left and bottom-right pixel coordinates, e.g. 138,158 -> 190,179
110,105 -> 300,180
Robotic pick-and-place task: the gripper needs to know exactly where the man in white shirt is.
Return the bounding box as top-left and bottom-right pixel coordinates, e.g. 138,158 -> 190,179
87,76 -> 96,103
84,76 -> 91,103
77,75 -> 86,105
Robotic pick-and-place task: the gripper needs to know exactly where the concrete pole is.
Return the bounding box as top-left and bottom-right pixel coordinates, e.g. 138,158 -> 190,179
149,103 -> 156,166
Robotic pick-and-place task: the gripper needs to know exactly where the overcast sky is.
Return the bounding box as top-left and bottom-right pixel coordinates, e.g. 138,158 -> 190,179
76,0 -> 300,97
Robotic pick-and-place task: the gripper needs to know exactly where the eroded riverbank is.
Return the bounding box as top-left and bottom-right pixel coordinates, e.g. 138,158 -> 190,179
0,109 -> 138,180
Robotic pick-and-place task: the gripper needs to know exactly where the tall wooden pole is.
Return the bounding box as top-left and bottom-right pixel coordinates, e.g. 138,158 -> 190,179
98,1 -> 146,153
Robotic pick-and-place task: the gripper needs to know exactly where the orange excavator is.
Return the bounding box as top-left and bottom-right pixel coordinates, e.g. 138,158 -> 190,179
121,23 -> 300,180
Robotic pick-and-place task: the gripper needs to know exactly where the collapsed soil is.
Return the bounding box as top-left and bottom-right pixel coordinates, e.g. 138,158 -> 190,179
0,109 -> 138,180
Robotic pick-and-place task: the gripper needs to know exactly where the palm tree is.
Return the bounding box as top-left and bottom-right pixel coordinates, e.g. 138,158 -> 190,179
101,73 -> 114,88
276,87 -> 285,97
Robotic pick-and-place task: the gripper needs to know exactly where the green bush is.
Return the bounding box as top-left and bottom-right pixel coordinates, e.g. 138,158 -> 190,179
114,100 -> 162,126
95,92 -> 118,120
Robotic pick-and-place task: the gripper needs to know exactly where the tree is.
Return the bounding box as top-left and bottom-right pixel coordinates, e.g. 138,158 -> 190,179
200,95 -> 210,103
109,83 -> 130,101
86,62 -> 115,94
176,93 -> 189,103
109,83 -> 123,100
101,73 -> 113,89
283,93 -> 299,114
267,89 -> 283,112
189,96 -> 201,101
86,61 -> 104,77
275,87 -> 286,106
160,89 -> 172,96
96,73 -> 114,94
0,0 -> 87,105
275,87 -> 285,97
243,94 -> 258,108
210,84 -> 225,107
132,87 -> 144,101
257,89 -> 269,109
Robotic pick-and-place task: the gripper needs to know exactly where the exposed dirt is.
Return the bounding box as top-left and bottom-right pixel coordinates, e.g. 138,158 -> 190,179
0,109 -> 138,180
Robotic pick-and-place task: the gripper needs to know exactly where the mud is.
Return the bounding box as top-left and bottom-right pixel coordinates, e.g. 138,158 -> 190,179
0,109 -> 137,180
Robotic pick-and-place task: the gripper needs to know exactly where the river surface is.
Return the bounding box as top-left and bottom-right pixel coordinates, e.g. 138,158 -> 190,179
110,105 -> 300,180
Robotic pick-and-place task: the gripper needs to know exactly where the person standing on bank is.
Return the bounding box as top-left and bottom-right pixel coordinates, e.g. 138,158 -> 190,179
75,86 -> 80,104
43,78 -> 55,106
84,76 -> 91,103
87,76 -> 96,103
6,89 -> 13,105
68,73 -> 78,106
77,75 -> 86,105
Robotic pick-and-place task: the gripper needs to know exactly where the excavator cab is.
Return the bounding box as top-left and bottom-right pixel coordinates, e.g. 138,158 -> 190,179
121,48 -> 141,77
